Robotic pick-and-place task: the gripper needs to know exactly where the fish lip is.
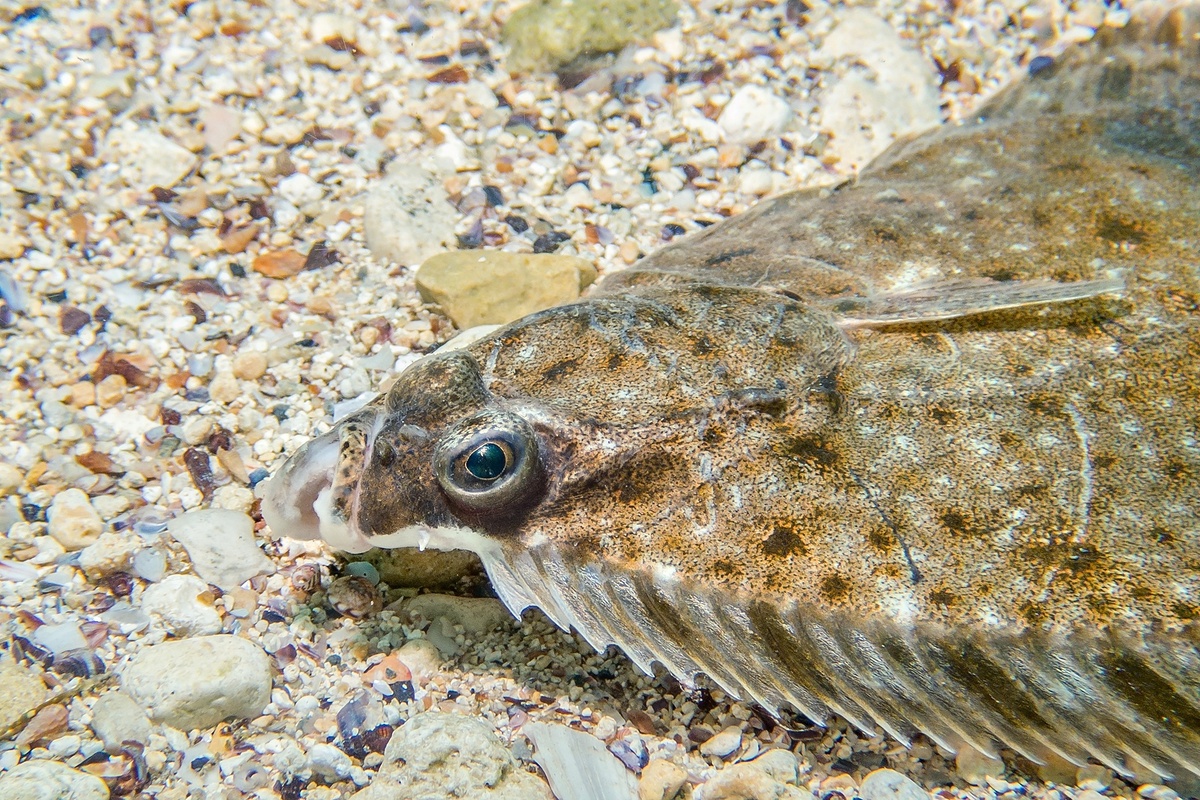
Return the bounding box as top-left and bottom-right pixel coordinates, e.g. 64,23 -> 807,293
258,419 -> 378,554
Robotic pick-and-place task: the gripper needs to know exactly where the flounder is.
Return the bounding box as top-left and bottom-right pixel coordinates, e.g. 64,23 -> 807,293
262,7 -> 1200,785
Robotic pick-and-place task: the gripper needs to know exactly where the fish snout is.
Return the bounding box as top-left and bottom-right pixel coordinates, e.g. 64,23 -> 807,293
258,411 -> 381,554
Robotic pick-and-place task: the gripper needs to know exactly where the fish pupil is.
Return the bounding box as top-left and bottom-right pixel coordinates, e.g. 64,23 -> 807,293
465,443 -> 507,481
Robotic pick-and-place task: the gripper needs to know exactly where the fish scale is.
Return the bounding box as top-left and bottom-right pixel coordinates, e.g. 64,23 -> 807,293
262,4 -> 1200,788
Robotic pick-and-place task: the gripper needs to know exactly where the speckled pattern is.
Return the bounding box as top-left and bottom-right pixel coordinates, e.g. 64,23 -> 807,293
266,5 -> 1200,787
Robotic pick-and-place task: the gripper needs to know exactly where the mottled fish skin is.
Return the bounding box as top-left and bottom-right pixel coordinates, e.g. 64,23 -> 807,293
261,6 -> 1200,786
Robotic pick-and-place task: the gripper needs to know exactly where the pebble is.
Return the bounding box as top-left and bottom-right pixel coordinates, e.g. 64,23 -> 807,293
309,742 -> 355,781
15,704 -> 68,747
394,638 -> 442,683
501,0 -> 678,72
362,163 -> 457,267
718,86 -> 793,145
699,725 -> 744,759
90,690 -> 154,753
276,173 -> 325,207
208,370 -> 240,404
0,759 -> 109,800
415,251 -> 597,329
640,759 -> 688,800
94,374 -> 126,408
77,531 -> 140,579
357,712 -> 552,799
33,622 -> 88,654
815,8 -> 941,170
167,508 -> 275,589
181,417 -> 214,446
955,744 -> 1005,786
140,573 -> 223,636
232,351 -> 268,381
102,125 -> 198,190
859,768 -> 930,800
0,463 -> 23,494
68,381 -> 96,409
0,658 -> 47,732
403,593 -> 510,635
46,487 -> 104,550
1076,764 -> 1113,791
750,749 -> 799,785
120,634 -> 271,730
212,483 -> 256,512
699,762 -> 806,800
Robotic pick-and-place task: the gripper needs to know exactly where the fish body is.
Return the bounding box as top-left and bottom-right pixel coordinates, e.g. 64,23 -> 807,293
262,8 -> 1200,784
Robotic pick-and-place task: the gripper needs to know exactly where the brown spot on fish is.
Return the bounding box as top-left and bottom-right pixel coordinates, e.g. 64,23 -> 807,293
541,358 -> 579,382
1097,211 -> 1149,246
761,524 -> 806,557
929,589 -> 956,608
819,574 -> 850,603
782,436 -> 839,470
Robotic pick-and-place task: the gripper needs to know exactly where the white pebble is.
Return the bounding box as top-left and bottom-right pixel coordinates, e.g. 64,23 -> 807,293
277,173 -> 325,207
167,508 -> 275,590
718,85 -> 792,144
141,573 -> 223,636
859,768 -> 931,800
309,743 -> 353,781
120,635 -> 271,730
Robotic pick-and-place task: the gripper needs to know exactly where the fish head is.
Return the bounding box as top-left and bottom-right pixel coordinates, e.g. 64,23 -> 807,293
259,345 -> 572,557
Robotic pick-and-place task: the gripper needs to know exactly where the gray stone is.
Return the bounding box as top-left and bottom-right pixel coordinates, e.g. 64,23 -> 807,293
46,488 -> 103,551
363,163 -> 457,267
415,251 -> 597,329
360,547 -> 483,589
360,712 -> 552,800
859,769 -> 930,800
403,593 -> 510,636
140,574 -> 223,636
166,509 -> 274,590
102,125 -> 197,191
815,8 -> 940,171
120,635 -> 271,730
750,749 -> 799,785
0,759 -> 109,800
90,691 -> 153,753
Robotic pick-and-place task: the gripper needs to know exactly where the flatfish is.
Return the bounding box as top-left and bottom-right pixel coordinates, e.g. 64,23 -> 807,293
262,5 -> 1200,785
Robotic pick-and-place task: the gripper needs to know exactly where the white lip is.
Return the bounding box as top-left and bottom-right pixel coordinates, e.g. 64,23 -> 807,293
258,429 -> 375,554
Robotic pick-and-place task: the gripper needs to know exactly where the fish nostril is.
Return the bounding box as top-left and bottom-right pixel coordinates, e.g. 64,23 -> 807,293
375,440 -> 395,468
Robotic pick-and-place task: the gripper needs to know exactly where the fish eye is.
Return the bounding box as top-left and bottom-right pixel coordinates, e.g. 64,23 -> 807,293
465,442 -> 509,481
433,411 -> 542,514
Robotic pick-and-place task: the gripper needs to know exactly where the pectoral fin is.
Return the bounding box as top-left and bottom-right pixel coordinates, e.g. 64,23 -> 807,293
832,277 -> 1125,328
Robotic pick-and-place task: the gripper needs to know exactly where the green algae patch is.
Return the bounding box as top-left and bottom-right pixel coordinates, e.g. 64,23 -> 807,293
501,0 -> 679,73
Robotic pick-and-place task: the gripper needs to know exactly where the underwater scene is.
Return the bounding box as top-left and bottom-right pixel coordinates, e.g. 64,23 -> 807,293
1,0 -> 1197,798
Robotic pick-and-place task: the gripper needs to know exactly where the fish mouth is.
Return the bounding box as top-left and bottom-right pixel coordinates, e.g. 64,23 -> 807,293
258,412 -> 381,554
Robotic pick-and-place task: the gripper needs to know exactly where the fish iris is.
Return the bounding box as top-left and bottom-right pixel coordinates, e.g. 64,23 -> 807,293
465,442 -> 507,481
